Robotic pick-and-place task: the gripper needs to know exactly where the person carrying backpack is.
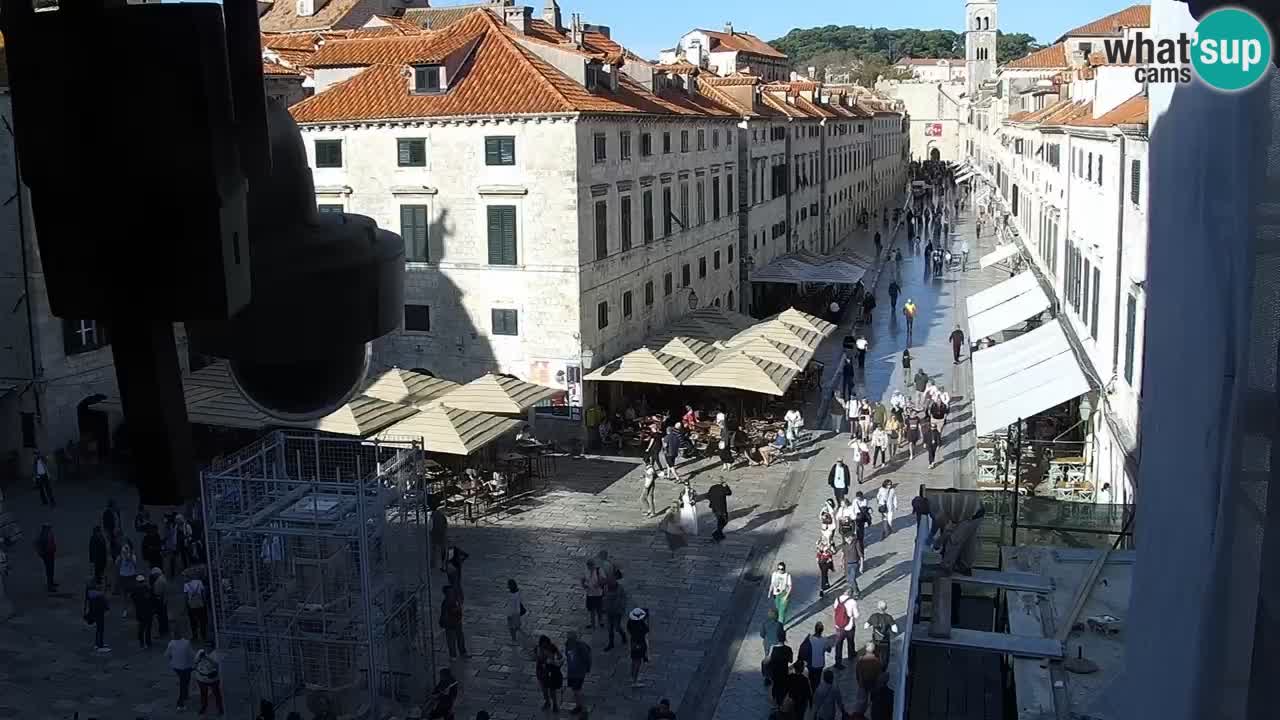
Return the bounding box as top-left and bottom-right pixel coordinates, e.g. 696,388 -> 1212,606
564,630 -> 593,714
183,574 -> 208,643
194,643 -> 224,716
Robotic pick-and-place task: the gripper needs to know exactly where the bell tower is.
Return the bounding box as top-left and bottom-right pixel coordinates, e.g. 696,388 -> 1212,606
965,0 -> 998,96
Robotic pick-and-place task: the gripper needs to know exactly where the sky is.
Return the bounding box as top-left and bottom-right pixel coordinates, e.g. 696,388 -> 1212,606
546,0 -> 1145,58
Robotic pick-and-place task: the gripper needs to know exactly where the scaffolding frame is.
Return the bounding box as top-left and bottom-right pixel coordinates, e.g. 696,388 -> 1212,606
201,431 -> 433,718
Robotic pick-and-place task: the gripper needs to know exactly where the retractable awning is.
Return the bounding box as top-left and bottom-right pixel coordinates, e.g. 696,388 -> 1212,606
966,272 -> 1051,340
979,244 -> 1019,269
971,323 -> 1091,436
751,253 -> 869,285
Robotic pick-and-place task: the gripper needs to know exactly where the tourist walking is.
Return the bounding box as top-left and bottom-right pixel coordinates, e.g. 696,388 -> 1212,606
602,579 -> 628,651
194,642 -> 225,716
766,641 -> 794,704
581,558 -> 606,629
912,368 -> 930,407
950,325 -> 966,364
564,631 -> 592,714
783,661 -> 813,718
659,501 -> 687,557
901,349 -> 913,388
148,568 -> 170,638
960,238 -> 970,270
865,600 -> 900,666
440,585 -> 468,659
165,629 -> 195,710
34,523 -> 57,592
705,477 -> 732,542
647,698 -> 677,720
640,461 -> 659,517
131,573 -> 155,648
845,535 -> 864,599
887,280 -> 900,312
102,499 -> 123,566
902,299 -> 917,344
905,413 -> 922,460
783,406 -> 805,451
841,353 -> 856,400
832,591 -> 859,669
851,437 -> 870,484
32,451 -> 55,506
444,545 -> 469,598
769,562 -> 793,624
855,336 -> 869,371
428,503 -> 449,571
760,607 -> 786,680
506,579 -> 525,643
876,481 -> 898,537
816,535 -> 835,593
183,573 -> 208,642
84,580 -> 110,652
798,623 -> 834,691
827,458 -> 851,506
855,643 -> 884,712
661,424 -> 683,480
870,426 -> 889,469
924,421 -> 941,468
626,608 -> 650,687
535,636 -> 564,711
812,669 -> 849,720
428,668 -> 459,720
117,541 -> 138,608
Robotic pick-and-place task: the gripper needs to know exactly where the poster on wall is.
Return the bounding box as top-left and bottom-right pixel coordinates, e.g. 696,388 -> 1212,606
528,359 -> 581,421
925,123 -> 944,137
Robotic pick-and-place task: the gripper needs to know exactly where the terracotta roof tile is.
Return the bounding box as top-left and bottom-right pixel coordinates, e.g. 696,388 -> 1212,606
1005,43 -> 1069,70
263,60 -> 304,77
259,0 -> 376,34
262,33 -> 327,51
697,29 -> 787,59
307,31 -> 455,67
1068,94 -> 1148,127
701,75 -> 760,87
403,4 -> 495,31
654,60 -> 700,75
1058,4 -> 1151,41
369,14 -> 429,35
1041,100 -> 1092,126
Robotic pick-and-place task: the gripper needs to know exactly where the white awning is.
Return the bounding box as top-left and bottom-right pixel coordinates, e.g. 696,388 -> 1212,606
966,273 -> 1051,340
955,170 -> 976,183
966,271 -> 1039,316
971,323 -> 1090,436
979,244 -> 1019,268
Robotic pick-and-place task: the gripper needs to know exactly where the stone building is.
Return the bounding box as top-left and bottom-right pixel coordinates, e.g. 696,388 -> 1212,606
658,24 -> 791,83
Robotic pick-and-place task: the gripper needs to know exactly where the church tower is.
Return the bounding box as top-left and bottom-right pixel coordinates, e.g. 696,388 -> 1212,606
965,0 -> 998,96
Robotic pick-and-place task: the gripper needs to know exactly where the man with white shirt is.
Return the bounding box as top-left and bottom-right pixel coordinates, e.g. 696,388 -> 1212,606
854,336 -> 869,371
875,481 -> 898,537
798,622 -> 834,691
959,239 -> 970,270
784,407 -> 805,451
827,458 -> 852,506
832,591 -> 859,669
889,391 -> 906,414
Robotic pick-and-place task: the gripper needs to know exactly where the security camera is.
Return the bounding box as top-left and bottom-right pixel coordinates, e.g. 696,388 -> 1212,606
187,102 -> 404,421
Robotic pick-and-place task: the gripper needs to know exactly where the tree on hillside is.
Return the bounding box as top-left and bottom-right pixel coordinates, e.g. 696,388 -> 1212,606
770,24 -> 1041,71
996,32 -> 1041,64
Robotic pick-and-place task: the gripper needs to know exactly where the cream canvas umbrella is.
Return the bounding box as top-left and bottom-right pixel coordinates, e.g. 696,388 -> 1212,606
719,337 -> 812,371
684,350 -> 799,396
584,348 -> 703,385
306,395 -> 420,437
730,319 -> 822,352
374,403 -> 522,456
776,307 -> 838,337
363,368 -> 460,406
651,336 -> 719,365
438,373 -> 558,415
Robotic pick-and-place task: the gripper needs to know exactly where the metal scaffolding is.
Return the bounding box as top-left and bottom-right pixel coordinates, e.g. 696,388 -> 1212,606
202,431 -> 433,718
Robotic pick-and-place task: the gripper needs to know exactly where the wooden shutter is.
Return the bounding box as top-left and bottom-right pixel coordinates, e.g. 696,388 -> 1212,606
488,206 -> 516,265
398,140 -> 413,166
1130,159 -> 1141,205
401,206 -> 429,262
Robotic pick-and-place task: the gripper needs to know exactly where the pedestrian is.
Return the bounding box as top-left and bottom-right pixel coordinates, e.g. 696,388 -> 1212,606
768,562 -> 793,624
165,628 -> 195,710
426,668 -> 458,719
827,458 -> 851,506
949,325 -> 966,364
102,499 -> 123,564
873,231 -> 882,256
783,660 -> 813,718
444,545 -> 469,599
32,451 -> 55,506
860,292 -> 876,326
602,578 -> 628,651
884,412 -> 903,463
855,336 -> 869,371
639,460 -> 659,517
871,671 -> 895,720
855,643 -> 884,712
661,423 -> 683,480
905,413 -> 921,460
798,622 -> 833,691
870,425 -> 888,468
812,669 -> 849,720
626,608 -> 650,687
705,477 -> 732,542
581,559 -> 605,629
960,239 -> 970,270
976,218 -> 983,237
150,567 -> 169,637
876,481 -> 898,537
428,502 -> 448,571
922,242 -> 933,278
887,280 -> 900,311
865,600 -> 900,667
850,437 -> 870,485
845,534 -> 864,599
117,540 -> 138,607
828,299 -> 841,324
34,523 -> 57,592
183,573 -> 208,642
647,698 -> 676,720
440,584 -> 468,659
902,299 -> 917,343
837,498 -> 858,547
912,368 -> 929,407
84,579 -> 110,652
783,406 -> 804,451
832,589 -> 859,671
255,700 -> 275,720
815,535 -> 835,593
194,642 -> 225,716
760,607 -> 786,681
927,392 -> 948,439
506,579 -> 525,643
841,353 -> 856,400
89,526 -> 108,585
564,631 -> 592,714
924,422 -> 941,468
658,500 -> 687,556
131,573 -> 154,648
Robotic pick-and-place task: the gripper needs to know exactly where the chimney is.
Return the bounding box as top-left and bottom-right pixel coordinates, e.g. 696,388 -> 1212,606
543,0 -> 562,32
570,13 -> 584,48
503,5 -> 530,34
724,21 -> 734,35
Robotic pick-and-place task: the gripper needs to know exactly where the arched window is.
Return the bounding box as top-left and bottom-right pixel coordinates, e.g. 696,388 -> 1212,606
983,17 -> 990,31
973,17 -> 981,30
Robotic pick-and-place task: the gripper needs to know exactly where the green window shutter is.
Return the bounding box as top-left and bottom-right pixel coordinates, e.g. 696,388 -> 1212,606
488,206 -> 517,265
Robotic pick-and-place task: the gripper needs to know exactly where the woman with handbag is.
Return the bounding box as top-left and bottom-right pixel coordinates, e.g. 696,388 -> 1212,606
816,536 -> 836,593
535,636 -> 564,712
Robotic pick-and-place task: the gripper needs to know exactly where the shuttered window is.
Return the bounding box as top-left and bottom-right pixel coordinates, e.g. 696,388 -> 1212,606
642,191 -> 654,243
1124,294 -> 1137,383
487,206 -> 517,265
645,281 -> 654,306
623,291 -> 633,318
1130,159 -> 1141,206
594,200 -> 608,260
314,140 -> 342,168
484,136 -> 516,166
712,176 -> 721,219
620,196 -> 632,252
492,309 -> 519,336
400,205 -> 430,262
597,301 -> 609,329
1090,266 -> 1101,339
397,138 -> 426,167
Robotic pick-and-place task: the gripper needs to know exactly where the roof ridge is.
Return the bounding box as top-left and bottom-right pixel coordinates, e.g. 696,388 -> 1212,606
499,30 -> 579,113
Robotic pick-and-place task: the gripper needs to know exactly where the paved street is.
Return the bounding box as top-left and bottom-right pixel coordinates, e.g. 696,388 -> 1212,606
0,193 -> 1014,720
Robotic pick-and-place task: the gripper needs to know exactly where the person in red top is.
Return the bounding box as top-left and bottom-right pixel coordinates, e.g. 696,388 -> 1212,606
35,523 -> 58,592
681,405 -> 699,428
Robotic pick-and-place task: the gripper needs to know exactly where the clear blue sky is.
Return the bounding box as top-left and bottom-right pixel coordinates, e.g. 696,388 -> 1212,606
550,0 -> 1144,58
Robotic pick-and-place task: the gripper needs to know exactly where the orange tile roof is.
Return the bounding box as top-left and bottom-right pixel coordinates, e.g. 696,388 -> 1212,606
263,60 -> 305,77
1068,94 -> 1148,127
654,60 -> 700,75
262,33 -> 327,51
307,31 -> 458,67
370,14 -> 429,35
289,10 -> 738,124
1058,4 -> 1151,41
260,0 -> 377,34
403,4 -> 496,31
701,75 -> 760,87
1041,100 -> 1093,126
1005,43 -> 1069,70
697,29 -> 787,59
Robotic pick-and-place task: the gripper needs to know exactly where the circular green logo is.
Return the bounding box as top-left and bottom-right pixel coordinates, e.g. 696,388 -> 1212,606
1191,7 -> 1273,92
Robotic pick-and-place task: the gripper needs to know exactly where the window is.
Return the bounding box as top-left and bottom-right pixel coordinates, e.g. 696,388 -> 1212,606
727,176 -> 734,214
697,129 -> 706,150
314,139 -> 342,168
597,301 -> 609,329
404,305 -> 431,332
63,319 -> 110,355
397,138 -> 426,167
662,187 -> 673,236
645,280 -> 655,306
696,181 -> 705,225
1086,152 -> 1093,181
1096,155 -> 1103,186
620,131 -> 632,160
622,291 -> 633,318
727,245 -> 734,263
712,130 -> 720,148
400,205 -> 430,262
663,131 -> 672,154
679,182 -> 689,229
593,133 -> 607,163
620,195 -> 633,252
1079,42 -> 1093,55
594,200 -> 608,260
1124,294 -> 1137,383
664,272 -> 673,296
491,309 -> 519,336
1082,260 -> 1091,325
698,256 -> 707,278
641,133 -> 653,156
642,190 -> 654,243
713,250 -> 721,270
485,136 -> 516,166
318,204 -> 344,214
486,205 -> 517,265
728,290 -> 734,308
1130,159 -> 1142,205
1090,266 -> 1101,339
680,130 -> 689,153
412,65 -> 442,93
712,176 -> 721,219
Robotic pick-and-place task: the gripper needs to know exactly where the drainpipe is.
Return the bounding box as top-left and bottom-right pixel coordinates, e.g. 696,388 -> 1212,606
1110,130 -> 1126,373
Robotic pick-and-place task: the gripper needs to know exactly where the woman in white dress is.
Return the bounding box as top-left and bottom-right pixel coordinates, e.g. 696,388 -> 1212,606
678,484 -> 699,537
